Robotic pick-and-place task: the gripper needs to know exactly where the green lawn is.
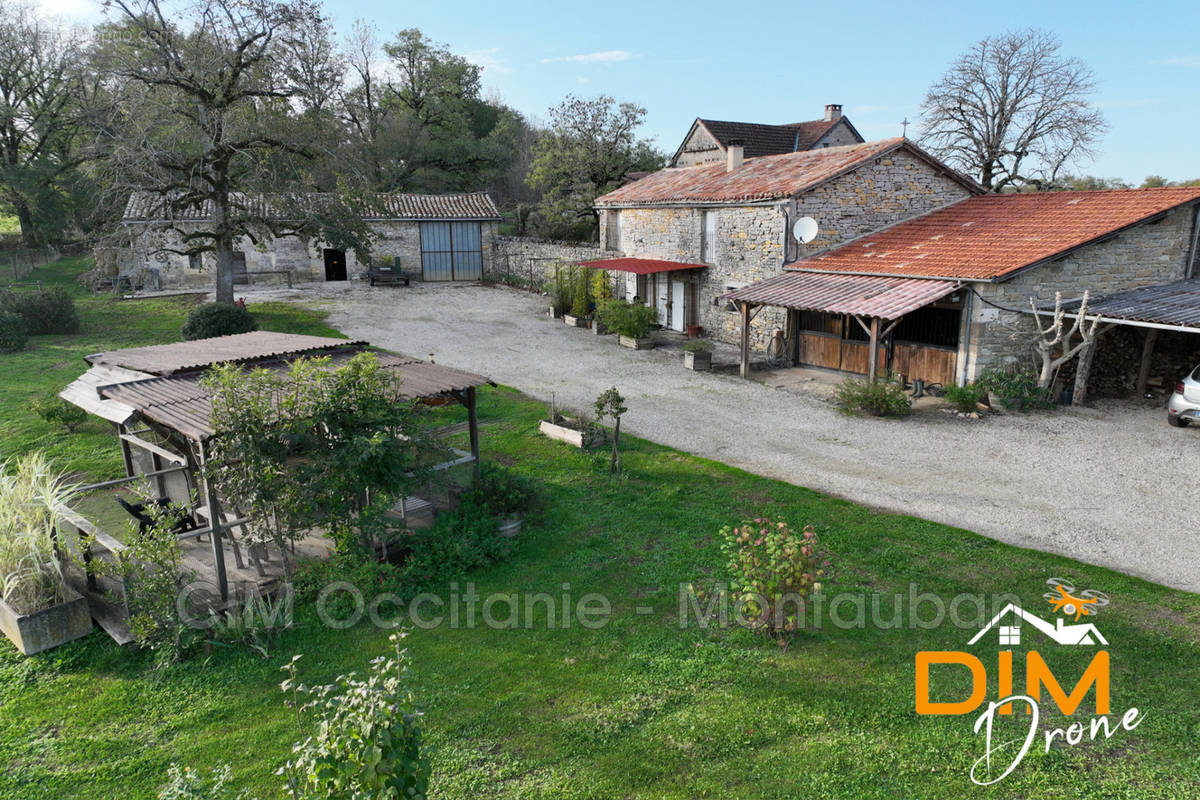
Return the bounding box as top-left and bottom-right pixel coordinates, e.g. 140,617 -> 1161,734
0,260 -> 1197,799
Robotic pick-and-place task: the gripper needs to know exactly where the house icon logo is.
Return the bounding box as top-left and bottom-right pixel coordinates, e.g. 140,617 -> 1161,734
966,603 -> 1108,648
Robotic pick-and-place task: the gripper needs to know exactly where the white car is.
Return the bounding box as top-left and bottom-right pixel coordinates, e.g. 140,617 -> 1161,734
1167,364 -> 1200,427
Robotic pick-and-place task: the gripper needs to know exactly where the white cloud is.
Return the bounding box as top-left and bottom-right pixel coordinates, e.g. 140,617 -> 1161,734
463,47 -> 511,75
32,0 -> 101,25
1153,56 -> 1200,67
541,50 -> 632,65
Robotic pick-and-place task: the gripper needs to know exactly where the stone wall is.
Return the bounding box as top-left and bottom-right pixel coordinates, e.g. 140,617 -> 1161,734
814,119 -> 861,148
125,220 -> 499,287
490,236 -> 604,289
673,124 -> 721,167
601,148 -> 972,349
964,203 -> 1199,379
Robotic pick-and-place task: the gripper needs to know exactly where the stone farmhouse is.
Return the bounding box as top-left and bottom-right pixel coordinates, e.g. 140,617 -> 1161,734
670,104 -> 863,167
590,137 -> 1200,390
121,192 -> 501,287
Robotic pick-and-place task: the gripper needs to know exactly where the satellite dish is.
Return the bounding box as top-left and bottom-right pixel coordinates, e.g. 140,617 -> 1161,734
793,216 -> 819,244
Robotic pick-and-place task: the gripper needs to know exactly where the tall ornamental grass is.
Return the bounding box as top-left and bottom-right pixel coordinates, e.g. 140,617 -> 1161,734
0,453 -> 77,614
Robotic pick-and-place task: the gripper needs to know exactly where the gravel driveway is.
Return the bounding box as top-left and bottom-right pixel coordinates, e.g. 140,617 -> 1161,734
248,280 -> 1200,592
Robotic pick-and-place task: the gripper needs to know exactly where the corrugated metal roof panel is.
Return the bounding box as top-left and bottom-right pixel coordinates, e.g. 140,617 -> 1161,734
86,332 -> 365,376
122,192 -> 501,222
98,350 -> 492,441
1059,279 -> 1200,329
725,271 -> 959,320
578,257 -> 708,275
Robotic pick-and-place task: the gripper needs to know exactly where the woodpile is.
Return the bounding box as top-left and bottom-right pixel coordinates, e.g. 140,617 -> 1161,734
1058,327 -> 1200,398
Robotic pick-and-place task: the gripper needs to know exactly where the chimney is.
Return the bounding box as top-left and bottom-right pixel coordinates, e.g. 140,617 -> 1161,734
726,139 -> 744,172
824,103 -> 843,122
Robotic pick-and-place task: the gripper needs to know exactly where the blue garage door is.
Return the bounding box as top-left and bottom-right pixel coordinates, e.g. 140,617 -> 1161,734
420,221 -> 483,281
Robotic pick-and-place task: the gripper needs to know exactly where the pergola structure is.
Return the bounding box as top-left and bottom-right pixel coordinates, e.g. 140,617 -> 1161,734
59,333 -> 492,637
724,271 -> 962,380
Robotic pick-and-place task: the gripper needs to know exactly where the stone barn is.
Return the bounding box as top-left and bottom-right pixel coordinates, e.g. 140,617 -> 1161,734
120,192 -> 501,289
669,104 -> 864,167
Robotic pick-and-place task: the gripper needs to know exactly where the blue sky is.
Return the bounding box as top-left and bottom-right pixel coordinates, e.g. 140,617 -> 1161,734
47,0 -> 1200,183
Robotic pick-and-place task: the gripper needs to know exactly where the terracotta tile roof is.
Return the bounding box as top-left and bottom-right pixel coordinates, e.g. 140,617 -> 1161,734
725,272 -> 958,319
791,187 -> 1200,282
86,332 -> 362,376
122,191 -> 501,222
578,257 -> 708,275
597,139 -> 975,207
99,350 -> 492,442
699,118 -> 844,158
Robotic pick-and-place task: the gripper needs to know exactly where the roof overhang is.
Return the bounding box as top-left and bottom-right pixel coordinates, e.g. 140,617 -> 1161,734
577,257 -> 708,275
724,271 -> 961,320
1036,279 -> 1200,333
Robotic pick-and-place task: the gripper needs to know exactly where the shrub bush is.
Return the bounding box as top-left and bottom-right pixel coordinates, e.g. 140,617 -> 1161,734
0,286 -> 78,335
462,463 -> 538,517
596,298 -> 656,339
943,382 -> 988,414
976,364 -> 1055,411
720,517 -> 829,636
569,266 -> 591,317
834,375 -> 912,417
181,302 -> 259,340
31,394 -> 88,432
0,311 -> 26,352
683,338 -> 712,353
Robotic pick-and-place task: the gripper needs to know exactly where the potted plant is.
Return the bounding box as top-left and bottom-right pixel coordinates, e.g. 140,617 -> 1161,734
563,266 -> 592,328
544,269 -> 570,318
597,299 -> 656,350
0,453 -> 92,655
686,324 -> 703,339
465,464 -> 538,538
683,338 -> 713,370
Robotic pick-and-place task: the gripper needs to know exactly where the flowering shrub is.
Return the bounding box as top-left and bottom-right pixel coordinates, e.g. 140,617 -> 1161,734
719,517 -> 829,635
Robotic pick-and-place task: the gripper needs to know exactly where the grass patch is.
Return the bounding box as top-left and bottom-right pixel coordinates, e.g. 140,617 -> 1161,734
0,259 -> 1196,799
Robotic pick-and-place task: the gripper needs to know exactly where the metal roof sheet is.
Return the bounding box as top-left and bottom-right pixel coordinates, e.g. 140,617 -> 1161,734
1059,279 -> 1200,330
578,257 -> 708,275
98,350 -> 493,441
122,191 -> 501,222
86,332 -> 365,376
724,271 -> 959,320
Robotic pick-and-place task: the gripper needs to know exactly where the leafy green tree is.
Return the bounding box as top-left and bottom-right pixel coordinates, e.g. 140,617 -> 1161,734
594,387 -> 627,474
1054,175 -> 1131,191
526,94 -> 664,240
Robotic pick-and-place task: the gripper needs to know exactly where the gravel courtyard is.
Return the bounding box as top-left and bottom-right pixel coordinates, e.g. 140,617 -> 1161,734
246,279 -> 1200,592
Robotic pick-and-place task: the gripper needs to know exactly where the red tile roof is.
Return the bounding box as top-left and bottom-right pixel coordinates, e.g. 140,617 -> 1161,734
791,188 -> 1200,282
578,257 -> 707,275
597,139 -> 976,207
725,272 -> 958,319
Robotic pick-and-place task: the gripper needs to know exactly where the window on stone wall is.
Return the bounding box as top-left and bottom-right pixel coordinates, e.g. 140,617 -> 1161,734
188,252 -> 202,270
420,221 -> 482,281
605,211 -> 621,251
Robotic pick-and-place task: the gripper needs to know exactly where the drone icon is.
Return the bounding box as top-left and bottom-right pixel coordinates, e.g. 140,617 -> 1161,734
1043,578 -> 1109,621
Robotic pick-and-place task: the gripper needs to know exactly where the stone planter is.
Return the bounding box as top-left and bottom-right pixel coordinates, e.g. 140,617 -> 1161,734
563,314 -> 589,328
498,516 -> 523,538
539,419 -> 587,448
592,319 -> 609,335
684,350 -> 712,370
619,335 -> 654,350
0,586 -> 93,656
549,305 -> 563,319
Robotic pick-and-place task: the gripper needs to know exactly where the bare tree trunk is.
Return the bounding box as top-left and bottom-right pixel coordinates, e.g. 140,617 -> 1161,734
610,417 -> 621,474
13,197 -> 35,247
212,191 -> 235,304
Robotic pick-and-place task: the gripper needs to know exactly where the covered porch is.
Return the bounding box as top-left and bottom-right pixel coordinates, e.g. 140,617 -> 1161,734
56,333 -> 492,643
724,271 -> 965,384
578,257 -> 708,333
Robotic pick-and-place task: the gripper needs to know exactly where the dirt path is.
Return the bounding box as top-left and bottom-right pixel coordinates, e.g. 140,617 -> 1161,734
248,280 -> 1200,592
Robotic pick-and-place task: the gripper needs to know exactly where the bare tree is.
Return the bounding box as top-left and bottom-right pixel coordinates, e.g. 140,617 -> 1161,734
919,29 -> 1107,192
0,1 -> 87,245
1029,291 -> 1103,388
95,0 -> 362,304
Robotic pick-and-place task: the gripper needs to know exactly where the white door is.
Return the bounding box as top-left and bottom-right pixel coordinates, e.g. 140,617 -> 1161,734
670,278 -> 685,331
655,275 -> 669,326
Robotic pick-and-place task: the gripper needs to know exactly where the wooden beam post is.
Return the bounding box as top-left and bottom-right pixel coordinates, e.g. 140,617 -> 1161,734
867,317 -> 881,382
117,424 -> 135,479
739,301 -> 751,379
1135,328 -> 1159,396
466,386 -> 481,485
198,443 -> 228,602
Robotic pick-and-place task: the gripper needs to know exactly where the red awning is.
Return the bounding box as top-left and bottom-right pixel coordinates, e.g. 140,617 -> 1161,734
577,257 -> 707,275
724,271 -> 959,320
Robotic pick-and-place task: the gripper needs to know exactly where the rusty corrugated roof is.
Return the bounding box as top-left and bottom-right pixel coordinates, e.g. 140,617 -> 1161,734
791,187 -> 1200,281
725,271 -> 959,320
99,350 -> 492,441
578,257 -> 708,274
1059,279 -> 1200,330
597,138 -> 980,207
122,191 -> 501,222
86,332 -> 364,376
